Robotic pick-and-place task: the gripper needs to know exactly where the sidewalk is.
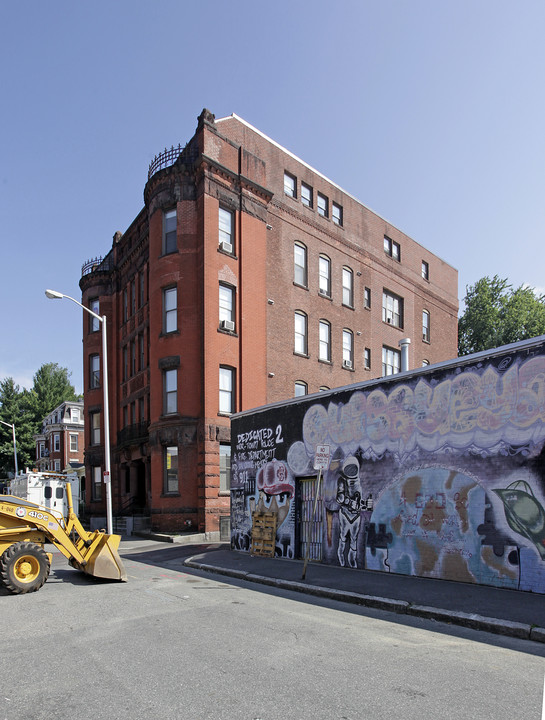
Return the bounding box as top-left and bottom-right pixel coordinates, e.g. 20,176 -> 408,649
182,545 -> 545,644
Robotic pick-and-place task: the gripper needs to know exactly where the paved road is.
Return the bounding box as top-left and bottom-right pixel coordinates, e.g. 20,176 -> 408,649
1,539 -> 544,720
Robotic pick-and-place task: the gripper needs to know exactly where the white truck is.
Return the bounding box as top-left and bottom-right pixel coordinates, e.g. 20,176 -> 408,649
8,471 -> 80,523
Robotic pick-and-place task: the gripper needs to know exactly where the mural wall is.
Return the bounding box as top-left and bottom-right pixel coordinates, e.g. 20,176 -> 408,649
231,340 -> 545,593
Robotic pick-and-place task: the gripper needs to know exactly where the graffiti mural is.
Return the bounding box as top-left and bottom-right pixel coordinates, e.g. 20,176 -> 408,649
231,339 -> 545,593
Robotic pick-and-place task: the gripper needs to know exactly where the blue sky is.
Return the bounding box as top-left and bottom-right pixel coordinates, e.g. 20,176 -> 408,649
1,1 -> 544,395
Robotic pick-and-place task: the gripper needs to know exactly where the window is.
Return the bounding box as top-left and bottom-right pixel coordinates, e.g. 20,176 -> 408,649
318,255 -> 331,297
220,443 -> 231,493
319,386 -> 330,392
423,310 -> 430,342
139,271 -> 145,307
301,182 -> 313,208
54,433 -> 60,452
317,192 -> 328,218
39,442 -> 45,458
164,369 -> 177,415
90,354 -> 100,389
332,202 -> 343,226
139,334 -> 145,371
139,397 -> 145,422
219,207 -> 234,251
422,359 -> 430,366
164,446 -> 178,494
319,320 -> 331,362
131,278 -> 136,316
342,267 -> 354,307
422,260 -> 429,281
342,329 -> 354,369
382,346 -> 401,376
294,381 -> 307,397
294,242 -> 307,287
92,466 -> 102,501
284,172 -> 296,198
131,340 -> 136,376
163,208 -> 177,254
90,412 -> 100,445
123,288 -> 128,322
364,287 -> 371,309
219,284 -> 235,329
384,236 -> 400,261
123,346 -> 129,381
219,366 -> 235,414
70,434 -> 78,452
89,298 -> 100,332
382,291 -> 404,328
294,311 -> 308,355
54,460 -> 61,471
163,286 -> 177,333
123,405 -> 128,428
364,347 -> 371,370
71,408 -> 80,422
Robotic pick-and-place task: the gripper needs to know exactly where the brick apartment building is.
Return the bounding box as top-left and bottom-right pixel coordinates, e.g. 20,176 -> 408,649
79,109 -> 458,535
34,400 -> 85,473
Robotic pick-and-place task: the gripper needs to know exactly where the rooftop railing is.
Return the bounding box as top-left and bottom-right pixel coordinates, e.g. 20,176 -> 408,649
148,144 -> 184,179
81,255 -> 114,277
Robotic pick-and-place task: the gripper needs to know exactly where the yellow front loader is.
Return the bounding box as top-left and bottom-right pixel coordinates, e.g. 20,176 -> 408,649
0,482 -> 127,594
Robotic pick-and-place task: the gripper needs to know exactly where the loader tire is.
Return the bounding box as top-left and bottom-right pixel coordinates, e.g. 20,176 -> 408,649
0,542 -> 50,594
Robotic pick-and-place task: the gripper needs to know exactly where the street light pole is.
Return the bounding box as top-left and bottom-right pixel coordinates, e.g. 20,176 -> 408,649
45,289 -> 113,534
0,420 -> 19,477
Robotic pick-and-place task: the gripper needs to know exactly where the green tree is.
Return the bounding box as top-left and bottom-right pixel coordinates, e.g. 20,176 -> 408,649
29,363 -> 78,424
458,276 -> 545,355
0,379 -> 35,475
0,364 -> 79,476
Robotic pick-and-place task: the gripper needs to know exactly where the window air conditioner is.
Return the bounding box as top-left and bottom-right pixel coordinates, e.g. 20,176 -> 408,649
221,319 -> 235,332
343,360 -> 353,369
219,241 -> 233,253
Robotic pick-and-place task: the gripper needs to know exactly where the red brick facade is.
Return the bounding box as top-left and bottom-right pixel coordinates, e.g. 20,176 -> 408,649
79,109 -> 458,535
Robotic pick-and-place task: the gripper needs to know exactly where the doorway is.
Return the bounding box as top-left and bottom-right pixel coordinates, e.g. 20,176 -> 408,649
296,476 -> 323,562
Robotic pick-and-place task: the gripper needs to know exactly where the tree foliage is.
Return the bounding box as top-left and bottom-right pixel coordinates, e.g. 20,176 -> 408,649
0,364 -> 79,477
458,276 -> 545,356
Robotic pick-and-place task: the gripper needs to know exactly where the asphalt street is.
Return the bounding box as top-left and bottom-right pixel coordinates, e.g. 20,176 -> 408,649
1,538 -> 544,720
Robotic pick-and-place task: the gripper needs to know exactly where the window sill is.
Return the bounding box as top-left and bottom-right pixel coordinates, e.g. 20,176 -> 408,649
217,327 -> 238,337
293,281 -> 309,291
342,303 -> 355,311
159,330 -> 180,339
383,321 -> 404,331
218,247 -> 237,259
318,358 -> 332,365
219,490 -> 231,497
318,291 -> 332,300
218,411 -> 233,418
160,492 -> 181,498
294,351 -> 310,359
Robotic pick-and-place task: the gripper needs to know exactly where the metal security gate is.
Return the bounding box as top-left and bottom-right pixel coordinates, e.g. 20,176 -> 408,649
297,477 -> 323,562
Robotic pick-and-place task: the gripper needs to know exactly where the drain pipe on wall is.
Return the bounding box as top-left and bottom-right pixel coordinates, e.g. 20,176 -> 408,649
399,337 -> 411,372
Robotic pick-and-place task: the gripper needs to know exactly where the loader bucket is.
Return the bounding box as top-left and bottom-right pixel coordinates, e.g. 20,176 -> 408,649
83,533 -> 127,582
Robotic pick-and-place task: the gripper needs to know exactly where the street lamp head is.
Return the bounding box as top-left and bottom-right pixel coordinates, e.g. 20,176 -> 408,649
45,289 -> 64,300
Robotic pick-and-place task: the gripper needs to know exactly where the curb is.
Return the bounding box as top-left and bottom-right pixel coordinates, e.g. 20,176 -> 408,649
184,557 -> 545,644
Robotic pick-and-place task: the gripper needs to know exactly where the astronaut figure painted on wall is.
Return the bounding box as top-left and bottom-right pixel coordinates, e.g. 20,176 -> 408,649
336,455 -> 363,568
